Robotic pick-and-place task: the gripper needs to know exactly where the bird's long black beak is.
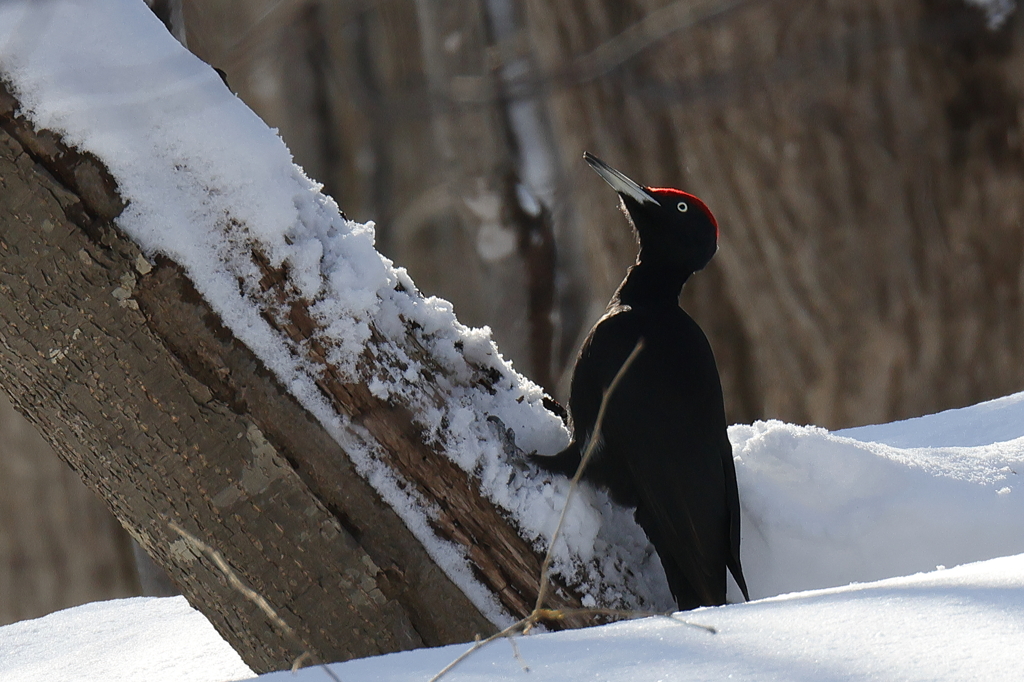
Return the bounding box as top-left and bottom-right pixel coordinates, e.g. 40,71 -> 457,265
583,151 -> 660,206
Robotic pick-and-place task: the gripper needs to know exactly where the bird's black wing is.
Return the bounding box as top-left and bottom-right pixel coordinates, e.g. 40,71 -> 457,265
530,306 -> 639,495
601,307 -> 735,608
615,396 -> 730,604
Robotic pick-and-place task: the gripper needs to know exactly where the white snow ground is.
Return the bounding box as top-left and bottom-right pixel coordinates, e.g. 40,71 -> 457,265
0,597 -> 253,682
2,552 -> 1022,682
2,392 -> 1022,681
731,415 -> 1023,601
257,553 -> 1024,682
838,390 -> 1024,448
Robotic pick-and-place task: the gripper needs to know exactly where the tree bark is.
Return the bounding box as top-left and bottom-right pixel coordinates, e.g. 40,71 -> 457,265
0,80 -> 591,672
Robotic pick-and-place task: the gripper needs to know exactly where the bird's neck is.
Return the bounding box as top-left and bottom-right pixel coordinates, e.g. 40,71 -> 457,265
613,259 -> 691,307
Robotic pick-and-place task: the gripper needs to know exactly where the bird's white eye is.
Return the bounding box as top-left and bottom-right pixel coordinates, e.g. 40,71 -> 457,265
677,201 -> 688,213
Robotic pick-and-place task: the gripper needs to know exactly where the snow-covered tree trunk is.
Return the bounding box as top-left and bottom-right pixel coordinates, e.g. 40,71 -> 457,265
0,79 -> 595,671
178,0 -> 591,397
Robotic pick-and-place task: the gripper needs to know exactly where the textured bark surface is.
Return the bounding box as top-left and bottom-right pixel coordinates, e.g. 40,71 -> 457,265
0,85 -> 539,671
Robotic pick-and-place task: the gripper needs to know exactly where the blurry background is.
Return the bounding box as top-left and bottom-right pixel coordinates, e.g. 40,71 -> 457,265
3,0 -> 1023,623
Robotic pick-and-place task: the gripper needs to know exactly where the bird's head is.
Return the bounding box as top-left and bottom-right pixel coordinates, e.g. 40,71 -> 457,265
584,151 -> 719,274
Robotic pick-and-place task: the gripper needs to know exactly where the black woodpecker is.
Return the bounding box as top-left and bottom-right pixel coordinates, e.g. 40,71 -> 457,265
532,152 -> 750,611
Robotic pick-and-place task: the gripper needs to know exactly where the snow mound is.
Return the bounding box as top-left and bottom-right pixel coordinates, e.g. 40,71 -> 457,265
2,553 -> 1022,682
733,412 -> 1024,600
256,552 -> 1024,681
0,597 -> 253,682
838,390 -> 1024,447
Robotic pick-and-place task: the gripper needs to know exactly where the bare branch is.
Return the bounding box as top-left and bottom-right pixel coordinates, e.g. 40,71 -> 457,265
168,521 -> 343,682
572,0 -> 753,81
534,339 -> 645,614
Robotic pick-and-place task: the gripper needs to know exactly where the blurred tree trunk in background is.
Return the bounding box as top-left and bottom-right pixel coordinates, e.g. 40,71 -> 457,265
528,0 -> 1024,428
0,393 -> 139,625
179,0 -> 1024,429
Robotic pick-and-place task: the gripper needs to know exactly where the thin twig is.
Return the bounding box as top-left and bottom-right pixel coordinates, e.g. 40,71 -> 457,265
427,621 -> 527,682
167,520 -> 343,682
290,651 -> 312,673
543,608 -> 717,634
431,341 -> 663,681
428,602 -> 717,682
533,340 -> 645,615
507,636 -> 530,672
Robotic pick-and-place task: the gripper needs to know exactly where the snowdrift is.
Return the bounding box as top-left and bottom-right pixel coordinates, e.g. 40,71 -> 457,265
733,404 -> 1023,600
2,393 -> 1022,681
4,551 -> 1022,682
260,552 -> 1024,682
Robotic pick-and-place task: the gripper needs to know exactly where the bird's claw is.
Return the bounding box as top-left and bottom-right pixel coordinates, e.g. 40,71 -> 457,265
486,415 -> 535,474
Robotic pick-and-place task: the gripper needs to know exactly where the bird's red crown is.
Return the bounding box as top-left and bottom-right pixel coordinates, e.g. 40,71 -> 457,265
647,187 -> 719,239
